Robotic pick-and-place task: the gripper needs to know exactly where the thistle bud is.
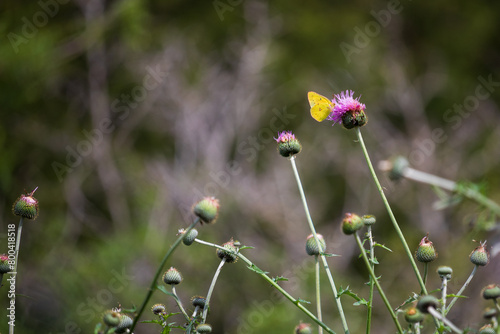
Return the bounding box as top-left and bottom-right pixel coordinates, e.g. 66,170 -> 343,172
114,314 -> 133,333
415,235 -> 437,263
470,241 -> 489,266
417,295 -> 439,314
482,284 -> 500,300
341,213 -> 364,235
192,296 -> 207,309
483,307 -> 497,319
437,266 -> 452,280
362,215 -> 376,226
326,90 -> 367,129
0,254 -> 12,274
216,239 -> 238,263
478,325 -> 495,334
179,228 -> 198,246
378,156 -> 409,181
163,267 -> 183,285
196,323 -> 212,333
12,187 -> 39,220
193,197 -> 220,224
102,310 -> 121,327
294,323 -> 312,334
151,303 -> 166,315
305,234 -> 326,256
274,131 -> 301,158
404,306 -> 425,324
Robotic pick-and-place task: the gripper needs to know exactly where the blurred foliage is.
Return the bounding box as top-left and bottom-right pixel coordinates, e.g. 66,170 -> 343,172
1,0 -> 500,333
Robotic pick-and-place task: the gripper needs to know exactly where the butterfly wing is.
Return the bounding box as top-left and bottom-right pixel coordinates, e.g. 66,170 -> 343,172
308,91 -> 333,122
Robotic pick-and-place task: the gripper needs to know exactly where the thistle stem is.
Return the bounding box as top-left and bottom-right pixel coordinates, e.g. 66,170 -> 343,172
172,286 -> 190,321
445,265 -> 478,315
366,227 -> 375,334
315,256 -> 323,334
9,217 -> 24,334
354,233 -> 404,334
201,258 -> 226,323
441,278 -> 449,317
356,128 -> 427,295
194,238 -> 337,334
130,218 -> 199,331
427,307 -> 462,333
290,156 -> 350,333
423,263 -> 429,287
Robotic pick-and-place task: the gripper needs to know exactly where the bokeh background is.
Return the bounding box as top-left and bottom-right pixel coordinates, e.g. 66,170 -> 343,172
1,0 -> 500,333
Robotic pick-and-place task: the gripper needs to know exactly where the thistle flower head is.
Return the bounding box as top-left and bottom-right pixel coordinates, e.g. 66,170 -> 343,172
102,310 -> 121,327
191,295 -> 207,308
0,254 -> 11,274
274,131 -> 302,158
341,212 -> 364,235
196,323 -> 212,333
193,197 -> 220,224
415,234 -> 438,263
151,303 -> 166,315
216,238 -> 238,263
327,90 -> 367,129
404,306 -> 425,324
305,233 -> 326,256
470,240 -> 489,266
12,187 -> 39,220
294,323 -> 313,334
163,267 -> 183,285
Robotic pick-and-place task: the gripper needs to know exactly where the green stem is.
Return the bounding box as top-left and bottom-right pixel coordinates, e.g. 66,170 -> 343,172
356,128 -> 427,295
427,307 -> 462,333
194,238 -> 337,334
9,217 -> 24,334
315,256 -> 323,334
445,265 -> 478,315
172,286 -> 190,321
130,219 -> 199,331
366,227 -> 375,334
354,233 -> 404,334
423,263 -> 428,287
290,157 -> 350,334
201,258 -> 226,323
441,278 -> 448,317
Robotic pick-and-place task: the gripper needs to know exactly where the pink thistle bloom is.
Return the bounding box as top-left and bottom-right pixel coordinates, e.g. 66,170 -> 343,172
327,90 -> 366,125
274,131 -> 296,143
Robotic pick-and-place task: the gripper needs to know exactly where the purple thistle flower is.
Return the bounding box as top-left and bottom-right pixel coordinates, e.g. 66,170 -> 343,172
274,131 -> 296,143
327,90 -> 366,126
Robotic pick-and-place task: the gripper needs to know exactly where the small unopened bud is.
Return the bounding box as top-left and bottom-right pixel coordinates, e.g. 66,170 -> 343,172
0,254 -> 11,274
482,284 -> 500,300
415,235 -> 437,263
341,213 -> 364,235
483,307 -> 497,319
294,323 -> 312,334
274,131 -> 302,158
378,156 -> 409,181
216,239 -> 238,263
191,296 -> 206,308
437,266 -> 452,280
179,228 -> 198,245
115,314 -> 133,333
470,241 -> 489,266
404,306 -> 425,324
12,187 -> 39,220
362,215 -> 376,226
417,295 -> 439,314
102,310 -> 121,327
305,234 -> 326,256
193,197 -> 220,224
151,303 -> 166,315
478,325 -> 496,334
196,323 -> 212,333
163,267 -> 183,285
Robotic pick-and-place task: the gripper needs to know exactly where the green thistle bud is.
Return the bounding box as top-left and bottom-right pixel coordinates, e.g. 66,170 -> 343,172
294,323 -> 312,334
341,108 -> 368,129
404,306 -> 425,323
0,254 -> 12,274
193,197 -> 220,224
114,314 -> 133,333
379,156 -> 409,181
216,239 -> 238,263
470,241 -> 489,266
196,323 -> 212,333
274,131 -> 302,158
12,187 -> 39,220
415,235 -> 437,263
482,284 -> 500,300
305,234 -> 326,256
180,228 -> 198,246
483,307 -> 497,319
151,303 -> 166,315
437,266 -> 452,280
191,296 -> 207,308
163,267 -> 183,285
478,325 -> 495,334
417,295 -> 439,314
102,310 -> 121,327
341,213 -> 364,235
362,215 -> 376,226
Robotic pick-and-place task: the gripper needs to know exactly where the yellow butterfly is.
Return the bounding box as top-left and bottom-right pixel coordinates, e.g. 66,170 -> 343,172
308,91 -> 334,122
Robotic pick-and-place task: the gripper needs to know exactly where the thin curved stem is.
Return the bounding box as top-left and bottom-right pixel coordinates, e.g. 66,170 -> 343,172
445,265 -> 478,315
354,233 -> 403,334
427,307 -> 462,333
366,227 -> 375,334
356,128 -> 427,295
172,286 -> 190,321
194,238 -> 337,334
130,218 -> 199,331
290,157 -> 350,333
315,256 -> 323,334
202,258 -> 226,323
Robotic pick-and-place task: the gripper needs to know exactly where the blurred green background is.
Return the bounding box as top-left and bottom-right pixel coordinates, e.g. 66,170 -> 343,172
1,0 -> 500,333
